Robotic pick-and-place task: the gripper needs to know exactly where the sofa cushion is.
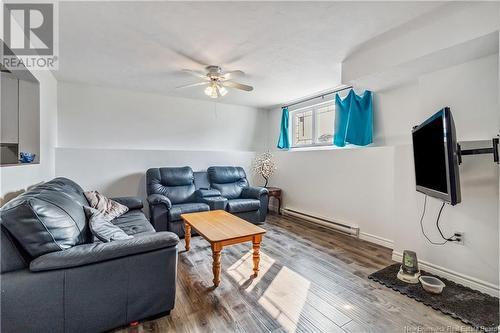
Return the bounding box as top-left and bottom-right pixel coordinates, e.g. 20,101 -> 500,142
84,191 -> 129,221
207,166 -> 249,199
110,197 -> 143,210
1,225 -> 28,273
146,167 -> 196,204
162,167 -> 194,186
0,178 -> 90,258
29,232 -> 180,272
194,171 -> 210,189
84,207 -> 133,243
168,203 -> 209,222
112,210 -> 155,235
226,199 -> 261,213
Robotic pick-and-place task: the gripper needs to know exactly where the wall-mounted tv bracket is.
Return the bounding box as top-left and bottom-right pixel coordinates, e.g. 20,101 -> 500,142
457,136 -> 499,165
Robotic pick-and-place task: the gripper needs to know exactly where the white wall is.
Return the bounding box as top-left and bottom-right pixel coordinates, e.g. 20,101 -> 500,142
342,2 -> 499,84
58,81 -> 267,151
393,144 -> 499,294
270,147 -> 395,246
56,82 -> 267,201
267,89 -> 396,247
56,148 -> 256,200
267,54 -> 499,294
0,70 -> 58,205
391,55 -> 499,293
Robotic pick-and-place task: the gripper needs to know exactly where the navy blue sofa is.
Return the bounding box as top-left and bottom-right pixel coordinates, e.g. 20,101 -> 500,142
0,177 -> 179,333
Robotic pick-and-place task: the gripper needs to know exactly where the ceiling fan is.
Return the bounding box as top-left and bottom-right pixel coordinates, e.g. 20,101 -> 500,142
177,65 -> 253,99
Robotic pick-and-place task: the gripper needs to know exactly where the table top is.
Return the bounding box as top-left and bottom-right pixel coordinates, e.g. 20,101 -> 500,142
180,210 -> 266,243
266,187 -> 281,192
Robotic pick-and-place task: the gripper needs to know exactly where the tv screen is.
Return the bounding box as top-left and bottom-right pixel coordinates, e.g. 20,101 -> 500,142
411,107 -> 461,205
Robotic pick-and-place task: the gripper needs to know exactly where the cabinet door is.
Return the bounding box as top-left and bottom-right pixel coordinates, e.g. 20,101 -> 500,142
18,80 -> 40,161
1,73 -> 19,143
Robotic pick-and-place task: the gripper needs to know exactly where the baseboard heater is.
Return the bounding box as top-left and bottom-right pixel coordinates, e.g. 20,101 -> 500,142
281,208 -> 360,237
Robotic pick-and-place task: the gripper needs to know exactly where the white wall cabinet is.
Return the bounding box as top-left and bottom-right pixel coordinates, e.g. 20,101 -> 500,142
1,72 -> 19,144
18,80 -> 40,163
1,70 -> 40,165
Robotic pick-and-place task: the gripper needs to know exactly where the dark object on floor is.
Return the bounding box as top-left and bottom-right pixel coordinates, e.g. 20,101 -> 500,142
369,263 -> 499,332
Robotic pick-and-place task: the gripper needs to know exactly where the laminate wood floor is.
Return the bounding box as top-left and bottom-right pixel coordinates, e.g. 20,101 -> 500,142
116,213 -> 470,333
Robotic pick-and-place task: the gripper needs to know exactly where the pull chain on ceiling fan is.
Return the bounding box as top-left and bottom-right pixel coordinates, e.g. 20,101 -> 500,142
177,65 -> 253,99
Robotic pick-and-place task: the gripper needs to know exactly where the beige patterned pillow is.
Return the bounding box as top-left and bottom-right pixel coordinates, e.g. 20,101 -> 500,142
84,191 -> 129,221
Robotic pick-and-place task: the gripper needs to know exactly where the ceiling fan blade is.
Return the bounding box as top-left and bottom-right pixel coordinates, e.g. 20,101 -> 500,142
222,70 -> 245,80
222,81 -> 253,91
176,81 -> 210,89
215,85 -> 222,98
181,69 -> 209,80
172,49 -> 210,67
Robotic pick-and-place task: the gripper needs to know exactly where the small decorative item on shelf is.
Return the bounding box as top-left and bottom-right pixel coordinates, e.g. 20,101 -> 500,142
252,151 -> 277,187
19,152 -> 36,163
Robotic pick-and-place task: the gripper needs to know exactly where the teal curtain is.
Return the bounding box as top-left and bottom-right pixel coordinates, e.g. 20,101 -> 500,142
277,107 -> 290,149
334,90 -> 373,147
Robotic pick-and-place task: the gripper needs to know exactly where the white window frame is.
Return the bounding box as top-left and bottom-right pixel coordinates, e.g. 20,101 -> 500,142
289,99 -> 335,148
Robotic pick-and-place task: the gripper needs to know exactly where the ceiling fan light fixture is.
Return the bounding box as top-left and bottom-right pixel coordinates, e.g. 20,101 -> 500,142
204,84 -> 218,98
218,85 -> 228,96
180,65 -> 253,99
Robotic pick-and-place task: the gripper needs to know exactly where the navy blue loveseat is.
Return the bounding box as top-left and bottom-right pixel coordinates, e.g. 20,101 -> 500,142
146,166 -> 268,238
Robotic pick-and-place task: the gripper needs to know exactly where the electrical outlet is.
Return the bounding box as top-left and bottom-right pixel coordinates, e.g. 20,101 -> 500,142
453,232 -> 464,245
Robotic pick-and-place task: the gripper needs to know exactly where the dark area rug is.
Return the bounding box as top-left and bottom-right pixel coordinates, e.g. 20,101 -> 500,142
369,263 -> 499,332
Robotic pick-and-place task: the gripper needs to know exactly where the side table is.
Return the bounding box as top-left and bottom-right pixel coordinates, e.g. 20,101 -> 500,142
266,187 -> 282,214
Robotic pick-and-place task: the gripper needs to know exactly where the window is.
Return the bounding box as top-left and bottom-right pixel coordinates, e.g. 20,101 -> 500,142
290,100 -> 335,147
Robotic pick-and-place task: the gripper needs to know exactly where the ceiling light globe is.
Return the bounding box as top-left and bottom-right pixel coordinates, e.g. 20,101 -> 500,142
219,86 -> 228,96
204,85 -> 214,97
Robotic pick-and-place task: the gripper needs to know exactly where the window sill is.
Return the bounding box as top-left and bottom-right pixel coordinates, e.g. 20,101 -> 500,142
1,162 -> 40,167
289,144 -> 374,152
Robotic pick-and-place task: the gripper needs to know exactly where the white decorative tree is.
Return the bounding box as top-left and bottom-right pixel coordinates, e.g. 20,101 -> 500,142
253,152 -> 277,187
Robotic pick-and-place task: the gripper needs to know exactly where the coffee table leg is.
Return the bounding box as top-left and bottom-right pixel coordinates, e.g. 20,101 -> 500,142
184,222 -> 191,251
252,235 -> 262,277
212,243 -> 222,287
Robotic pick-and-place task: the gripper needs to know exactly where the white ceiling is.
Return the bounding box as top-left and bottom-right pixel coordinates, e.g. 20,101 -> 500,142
54,1 -> 445,108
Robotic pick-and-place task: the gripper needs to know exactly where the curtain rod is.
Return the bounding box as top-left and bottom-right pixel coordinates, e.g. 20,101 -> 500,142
282,85 -> 353,109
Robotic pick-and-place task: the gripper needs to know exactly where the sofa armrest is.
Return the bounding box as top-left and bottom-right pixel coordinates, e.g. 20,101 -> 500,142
195,188 -> 222,199
147,194 -> 172,209
241,186 -> 268,199
111,196 -> 143,210
199,196 -> 228,211
29,232 -> 179,272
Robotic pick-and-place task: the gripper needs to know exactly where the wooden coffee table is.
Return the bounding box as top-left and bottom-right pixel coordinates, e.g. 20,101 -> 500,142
181,210 -> 266,288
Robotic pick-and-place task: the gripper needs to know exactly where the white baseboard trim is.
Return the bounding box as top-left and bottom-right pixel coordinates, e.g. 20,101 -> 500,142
392,251 -> 499,297
278,206 -> 394,249
359,232 -> 394,249
281,207 -> 359,236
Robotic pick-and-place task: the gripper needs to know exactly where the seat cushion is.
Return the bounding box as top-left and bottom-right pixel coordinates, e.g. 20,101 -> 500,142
226,199 -> 260,213
84,206 -> 133,242
112,210 -> 155,235
207,166 -> 249,199
146,167 -> 196,204
0,177 -> 90,258
168,203 -> 209,222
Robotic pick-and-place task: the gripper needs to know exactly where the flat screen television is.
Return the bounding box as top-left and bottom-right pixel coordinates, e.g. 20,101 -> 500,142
411,107 -> 461,205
